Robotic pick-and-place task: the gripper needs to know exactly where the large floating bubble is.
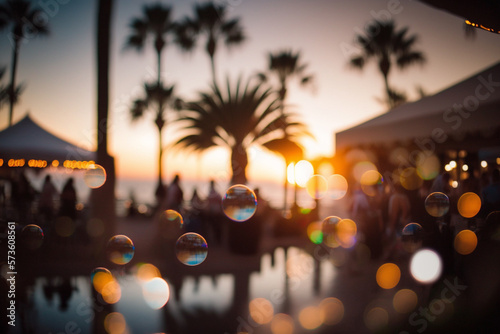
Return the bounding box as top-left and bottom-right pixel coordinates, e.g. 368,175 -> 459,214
21,224 -> 44,250
401,223 -> 424,253
84,164 -> 107,189
106,235 -> 135,265
222,184 -> 257,222
163,209 -> 184,228
425,192 -> 450,218
175,233 -> 208,266
91,267 -> 114,293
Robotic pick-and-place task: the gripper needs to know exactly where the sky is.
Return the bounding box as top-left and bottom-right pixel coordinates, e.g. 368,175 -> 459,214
1,0 -> 500,188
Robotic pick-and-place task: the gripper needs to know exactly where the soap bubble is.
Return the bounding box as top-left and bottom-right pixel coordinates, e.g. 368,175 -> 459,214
84,164 -> 106,189
425,192 -> 450,218
106,235 -> 135,265
175,233 -> 208,266
222,184 -> 257,222
322,216 -> 342,248
21,224 -> 44,250
401,223 -> 424,253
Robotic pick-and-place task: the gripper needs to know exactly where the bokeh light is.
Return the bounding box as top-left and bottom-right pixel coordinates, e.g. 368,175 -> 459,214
175,232 -> 208,266
376,263 -> 401,289
104,312 -> 127,334
86,218 -> 105,238
106,235 -> 135,265
299,306 -> 323,330
425,192 -> 450,217
360,170 -> 383,196
249,298 -> 274,325
336,219 -> 357,248
21,224 -> 44,250
307,221 -> 323,244
162,209 -> 184,228
393,289 -> 418,313
457,192 -> 481,218
91,267 -> 114,294
54,216 -> 76,237
352,161 -> 377,183
327,174 -> 348,200
410,249 -> 442,284
222,184 -> 257,222
134,263 -> 161,282
319,297 -> 344,325
142,277 -> 170,309
364,307 -> 389,332
286,251 -> 313,280
400,167 -> 423,190
454,229 -> 478,255
322,216 -> 342,248
416,154 -> 440,180
305,174 -> 328,199
84,164 -> 106,189
401,223 -> 424,253
101,280 -> 122,304
294,160 -> 314,187
271,313 -> 294,334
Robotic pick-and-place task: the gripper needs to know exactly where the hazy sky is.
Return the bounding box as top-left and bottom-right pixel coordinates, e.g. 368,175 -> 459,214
1,0 -> 500,184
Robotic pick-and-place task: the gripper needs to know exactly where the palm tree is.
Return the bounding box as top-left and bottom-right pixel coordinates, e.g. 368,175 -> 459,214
0,0 -> 49,126
124,3 -> 178,85
349,20 -> 426,109
177,2 -> 245,84
258,49 -> 314,115
130,81 -> 178,200
0,66 -> 23,113
257,49 -> 313,211
174,77 -> 308,185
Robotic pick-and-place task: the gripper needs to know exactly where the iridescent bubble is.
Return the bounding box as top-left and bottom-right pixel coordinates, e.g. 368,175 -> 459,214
84,164 -> 106,189
163,209 -> 184,228
222,184 -> 257,222
175,233 -> 208,266
327,174 -> 348,200
360,170 -> 383,197
106,235 -> 135,265
21,224 -> 44,250
416,154 -> 440,180
322,216 -> 342,248
457,192 -> 481,218
401,223 -> 424,253
305,175 -> 328,199
425,192 -> 450,217
336,219 -> 357,248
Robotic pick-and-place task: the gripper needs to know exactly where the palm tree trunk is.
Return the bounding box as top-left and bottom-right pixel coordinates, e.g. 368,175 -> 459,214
157,49 -> 162,85
283,162 -> 288,213
156,123 -> 166,202
91,0 -> 116,262
8,38 -> 20,127
383,74 -> 393,109
230,144 -> 248,185
210,55 -> 217,85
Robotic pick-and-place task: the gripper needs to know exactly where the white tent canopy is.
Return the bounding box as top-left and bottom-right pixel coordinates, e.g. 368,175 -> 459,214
336,61 -> 500,152
0,114 -> 95,163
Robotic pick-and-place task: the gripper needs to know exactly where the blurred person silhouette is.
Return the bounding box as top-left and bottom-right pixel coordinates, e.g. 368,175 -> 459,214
165,174 -> 184,213
206,179 -> 223,245
481,169 -> 500,218
38,174 -> 58,226
59,177 -> 77,220
11,171 -> 35,223
186,188 -> 204,233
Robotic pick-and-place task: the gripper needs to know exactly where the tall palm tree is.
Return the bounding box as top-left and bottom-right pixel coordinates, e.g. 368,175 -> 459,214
124,3 -> 179,85
349,20 -> 426,109
174,77 -> 308,185
258,49 -> 314,115
177,2 -> 245,84
130,81 -> 178,200
257,49 -> 313,211
0,0 -> 49,126
0,66 -> 23,113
